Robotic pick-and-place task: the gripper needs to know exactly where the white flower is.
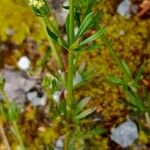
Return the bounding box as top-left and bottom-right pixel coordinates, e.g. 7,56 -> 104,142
17,56 -> 30,71
29,0 -> 45,9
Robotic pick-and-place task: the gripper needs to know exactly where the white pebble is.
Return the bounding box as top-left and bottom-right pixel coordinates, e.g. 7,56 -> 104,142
117,0 -> 132,19
27,91 -> 47,106
17,56 -> 30,71
111,119 -> 138,148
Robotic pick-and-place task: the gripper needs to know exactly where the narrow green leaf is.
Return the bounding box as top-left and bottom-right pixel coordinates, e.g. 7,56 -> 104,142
78,61 -> 86,73
75,11 -> 81,27
126,90 -> 145,112
46,27 -> 59,42
79,28 -> 105,46
121,60 -> 132,79
74,44 -> 101,52
73,97 -> 91,116
76,12 -> 94,38
107,75 -> 123,85
69,40 -> 80,50
86,44 -> 101,51
73,107 -> 96,122
58,38 -> 68,49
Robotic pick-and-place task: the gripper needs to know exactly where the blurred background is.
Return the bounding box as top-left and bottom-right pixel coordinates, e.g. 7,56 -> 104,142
0,0 -> 150,149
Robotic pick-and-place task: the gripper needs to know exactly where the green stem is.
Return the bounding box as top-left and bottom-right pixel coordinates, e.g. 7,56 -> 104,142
43,17 -> 64,70
67,0 -> 75,110
67,51 -> 74,108
69,0 -> 75,45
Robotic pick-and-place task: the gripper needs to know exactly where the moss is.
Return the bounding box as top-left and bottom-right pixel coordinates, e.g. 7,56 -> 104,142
138,131 -> 149,144
0,0 -> 46,44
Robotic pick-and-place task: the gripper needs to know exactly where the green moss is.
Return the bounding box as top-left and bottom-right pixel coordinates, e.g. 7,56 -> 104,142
77,2 -> 150,124
0,0 -> 46,44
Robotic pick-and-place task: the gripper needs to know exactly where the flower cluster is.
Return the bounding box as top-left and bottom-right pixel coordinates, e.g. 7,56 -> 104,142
29,0 -> 45,9
29,0 -> 49,16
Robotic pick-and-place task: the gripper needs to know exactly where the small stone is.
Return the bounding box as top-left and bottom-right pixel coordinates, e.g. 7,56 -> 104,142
55,136 -> 64,150
17,56 -> 30,71
117,0 -> 132,19
110,119 -> 138,148
0,69 -> 38,105
27,91 -> 47,106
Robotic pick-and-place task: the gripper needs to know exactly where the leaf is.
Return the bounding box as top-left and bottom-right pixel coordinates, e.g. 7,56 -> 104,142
126,90 -> 145,112
58,38 -> 68,49
73,107 -> 96,122
76,12 -> 94,38
79,28 -> 105,46
121,60 -> 132,80
107,75 -> 123,85
74,44 -> 101,52
78,61 -> 86,73
46,27 -> 68,49
75,11 -> 81,27
8,102 -> 21,121
46,27 -> 59,43
57,101 -> 67,117
73,97 -> 91,116
128,81 -> 138,93
81,67 -> 96,81
86,44 -> 102,51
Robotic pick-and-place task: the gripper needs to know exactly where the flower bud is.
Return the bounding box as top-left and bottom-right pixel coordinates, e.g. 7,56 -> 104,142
29,0 -> 49,17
